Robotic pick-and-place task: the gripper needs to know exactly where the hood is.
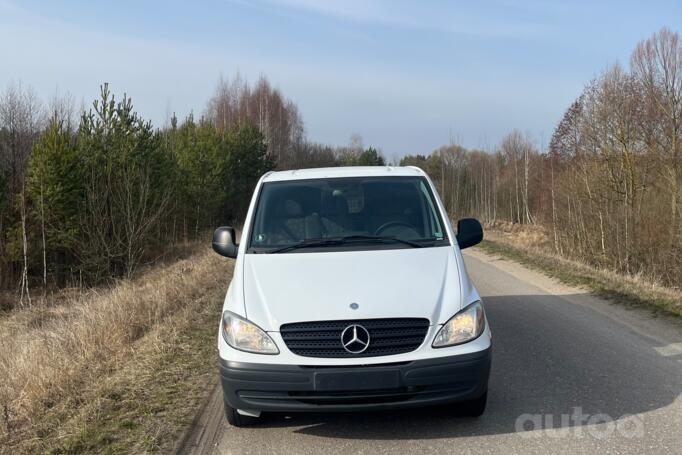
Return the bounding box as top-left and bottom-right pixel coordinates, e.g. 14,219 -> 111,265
242,246 -> 462,331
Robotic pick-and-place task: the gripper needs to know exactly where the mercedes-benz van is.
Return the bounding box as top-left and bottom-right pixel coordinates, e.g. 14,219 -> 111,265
212,166 -> 491,426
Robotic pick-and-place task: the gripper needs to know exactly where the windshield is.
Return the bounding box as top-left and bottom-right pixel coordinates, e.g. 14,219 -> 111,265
247,176 -> 449,253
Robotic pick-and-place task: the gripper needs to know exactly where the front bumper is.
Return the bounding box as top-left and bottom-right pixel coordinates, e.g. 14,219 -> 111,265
219,348 -> 491,412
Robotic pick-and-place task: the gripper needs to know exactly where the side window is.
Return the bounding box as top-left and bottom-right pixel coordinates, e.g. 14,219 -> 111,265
419,182 -> 443,239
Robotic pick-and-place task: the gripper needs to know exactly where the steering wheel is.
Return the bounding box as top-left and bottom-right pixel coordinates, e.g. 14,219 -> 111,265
374,220 -> 417,236
277,222 -> 299,242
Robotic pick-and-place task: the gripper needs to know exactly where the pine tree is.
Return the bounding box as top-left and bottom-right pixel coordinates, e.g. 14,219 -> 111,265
223,124 -> 274,221
171,115 -> 225,238
77,84 -> 176,279
27,115 -> 80,286
357,147 -> 385,166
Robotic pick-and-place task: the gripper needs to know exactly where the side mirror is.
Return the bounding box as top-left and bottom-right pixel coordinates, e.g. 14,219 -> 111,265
212,226 -> 238,258
456,218 -> 483,250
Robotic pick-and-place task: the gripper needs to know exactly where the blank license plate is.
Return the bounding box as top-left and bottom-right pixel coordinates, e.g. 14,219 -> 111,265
314,370 -> 400,391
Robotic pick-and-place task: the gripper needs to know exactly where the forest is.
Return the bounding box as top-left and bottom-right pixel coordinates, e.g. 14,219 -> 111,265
0,74 -> 385,301
402,27 -> 682,288
1,27 -> 680,303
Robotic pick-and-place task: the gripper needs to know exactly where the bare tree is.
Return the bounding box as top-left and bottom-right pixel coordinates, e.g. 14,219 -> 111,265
0,83 -> 43,290
500,131 -> 535,224
631,27 -> 682,247
206,73 -> 304,168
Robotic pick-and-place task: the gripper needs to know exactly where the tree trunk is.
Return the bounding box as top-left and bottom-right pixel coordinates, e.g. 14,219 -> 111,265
40,180 -> 47,287
19,189 -> 31,306
550,158 -> 559,253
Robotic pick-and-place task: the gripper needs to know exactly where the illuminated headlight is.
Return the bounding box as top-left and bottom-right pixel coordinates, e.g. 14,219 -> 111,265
221,311 -> 279,354
432,301 -> 486,348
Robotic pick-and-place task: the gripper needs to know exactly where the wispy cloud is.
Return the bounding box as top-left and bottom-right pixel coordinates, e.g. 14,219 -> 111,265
253,0 -> 551,38
1,0 -> 666,156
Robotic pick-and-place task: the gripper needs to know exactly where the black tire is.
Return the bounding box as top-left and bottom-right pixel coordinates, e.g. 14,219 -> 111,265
224,402 -> 260,427
460,390 -> 487,417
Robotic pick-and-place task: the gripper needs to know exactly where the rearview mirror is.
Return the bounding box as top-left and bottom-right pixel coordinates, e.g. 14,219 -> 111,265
212,226 -> 238,258
456,218 -> 483,250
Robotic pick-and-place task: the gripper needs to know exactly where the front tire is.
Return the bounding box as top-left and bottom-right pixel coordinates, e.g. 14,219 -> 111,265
460,390 -> 487,417
224,402 -> 260,427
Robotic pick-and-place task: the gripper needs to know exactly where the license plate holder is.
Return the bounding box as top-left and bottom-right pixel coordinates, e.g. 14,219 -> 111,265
314,370 -> 400,391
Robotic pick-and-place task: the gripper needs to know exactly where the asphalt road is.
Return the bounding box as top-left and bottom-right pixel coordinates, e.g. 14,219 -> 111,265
181,248 -> 682,454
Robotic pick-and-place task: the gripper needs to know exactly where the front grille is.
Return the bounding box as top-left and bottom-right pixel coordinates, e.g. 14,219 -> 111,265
280,318 -> 430,358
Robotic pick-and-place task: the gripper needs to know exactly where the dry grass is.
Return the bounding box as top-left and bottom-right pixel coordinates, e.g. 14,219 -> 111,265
484,220 -> 552,250
480,221 -> 682,317
0,244 -> 233,453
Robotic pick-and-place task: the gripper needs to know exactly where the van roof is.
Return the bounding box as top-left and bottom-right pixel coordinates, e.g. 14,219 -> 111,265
261,166 -> 426,183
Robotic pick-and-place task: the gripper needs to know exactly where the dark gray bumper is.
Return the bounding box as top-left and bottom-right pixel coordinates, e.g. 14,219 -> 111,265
219,348 -> 491,412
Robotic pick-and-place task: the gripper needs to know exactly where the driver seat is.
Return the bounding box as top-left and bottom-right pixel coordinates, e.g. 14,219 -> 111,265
321,193 -> 352,236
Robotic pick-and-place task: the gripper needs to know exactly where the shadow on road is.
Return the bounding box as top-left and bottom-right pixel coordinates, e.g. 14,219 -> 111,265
249,294 -> 681,440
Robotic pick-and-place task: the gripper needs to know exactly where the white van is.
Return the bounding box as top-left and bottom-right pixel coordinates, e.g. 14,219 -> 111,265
212,166 -> 491,426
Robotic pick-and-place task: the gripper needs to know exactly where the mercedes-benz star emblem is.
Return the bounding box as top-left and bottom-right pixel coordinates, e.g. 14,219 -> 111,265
341,324 -> 370,354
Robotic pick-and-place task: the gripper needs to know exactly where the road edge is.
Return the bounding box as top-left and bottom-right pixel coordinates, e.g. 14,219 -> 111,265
174,381 -> 221,454
465,245 -> 682,347
476,238 -> 682,319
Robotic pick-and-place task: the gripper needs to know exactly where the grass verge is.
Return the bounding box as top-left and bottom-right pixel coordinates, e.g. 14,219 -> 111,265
477,236 -> 682,319
0,246 -> 232,454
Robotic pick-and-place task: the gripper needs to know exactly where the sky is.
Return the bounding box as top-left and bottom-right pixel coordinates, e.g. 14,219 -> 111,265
1,0 -> 681,161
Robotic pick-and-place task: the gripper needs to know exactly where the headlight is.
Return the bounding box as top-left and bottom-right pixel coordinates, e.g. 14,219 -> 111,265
221,311 -> 279,354
432,301 -> 486,348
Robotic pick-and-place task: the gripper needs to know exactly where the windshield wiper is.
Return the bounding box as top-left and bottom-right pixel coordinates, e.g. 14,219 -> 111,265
267,235 -> 426,253
338,235 -> 425,248
267,238 -> 343,254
